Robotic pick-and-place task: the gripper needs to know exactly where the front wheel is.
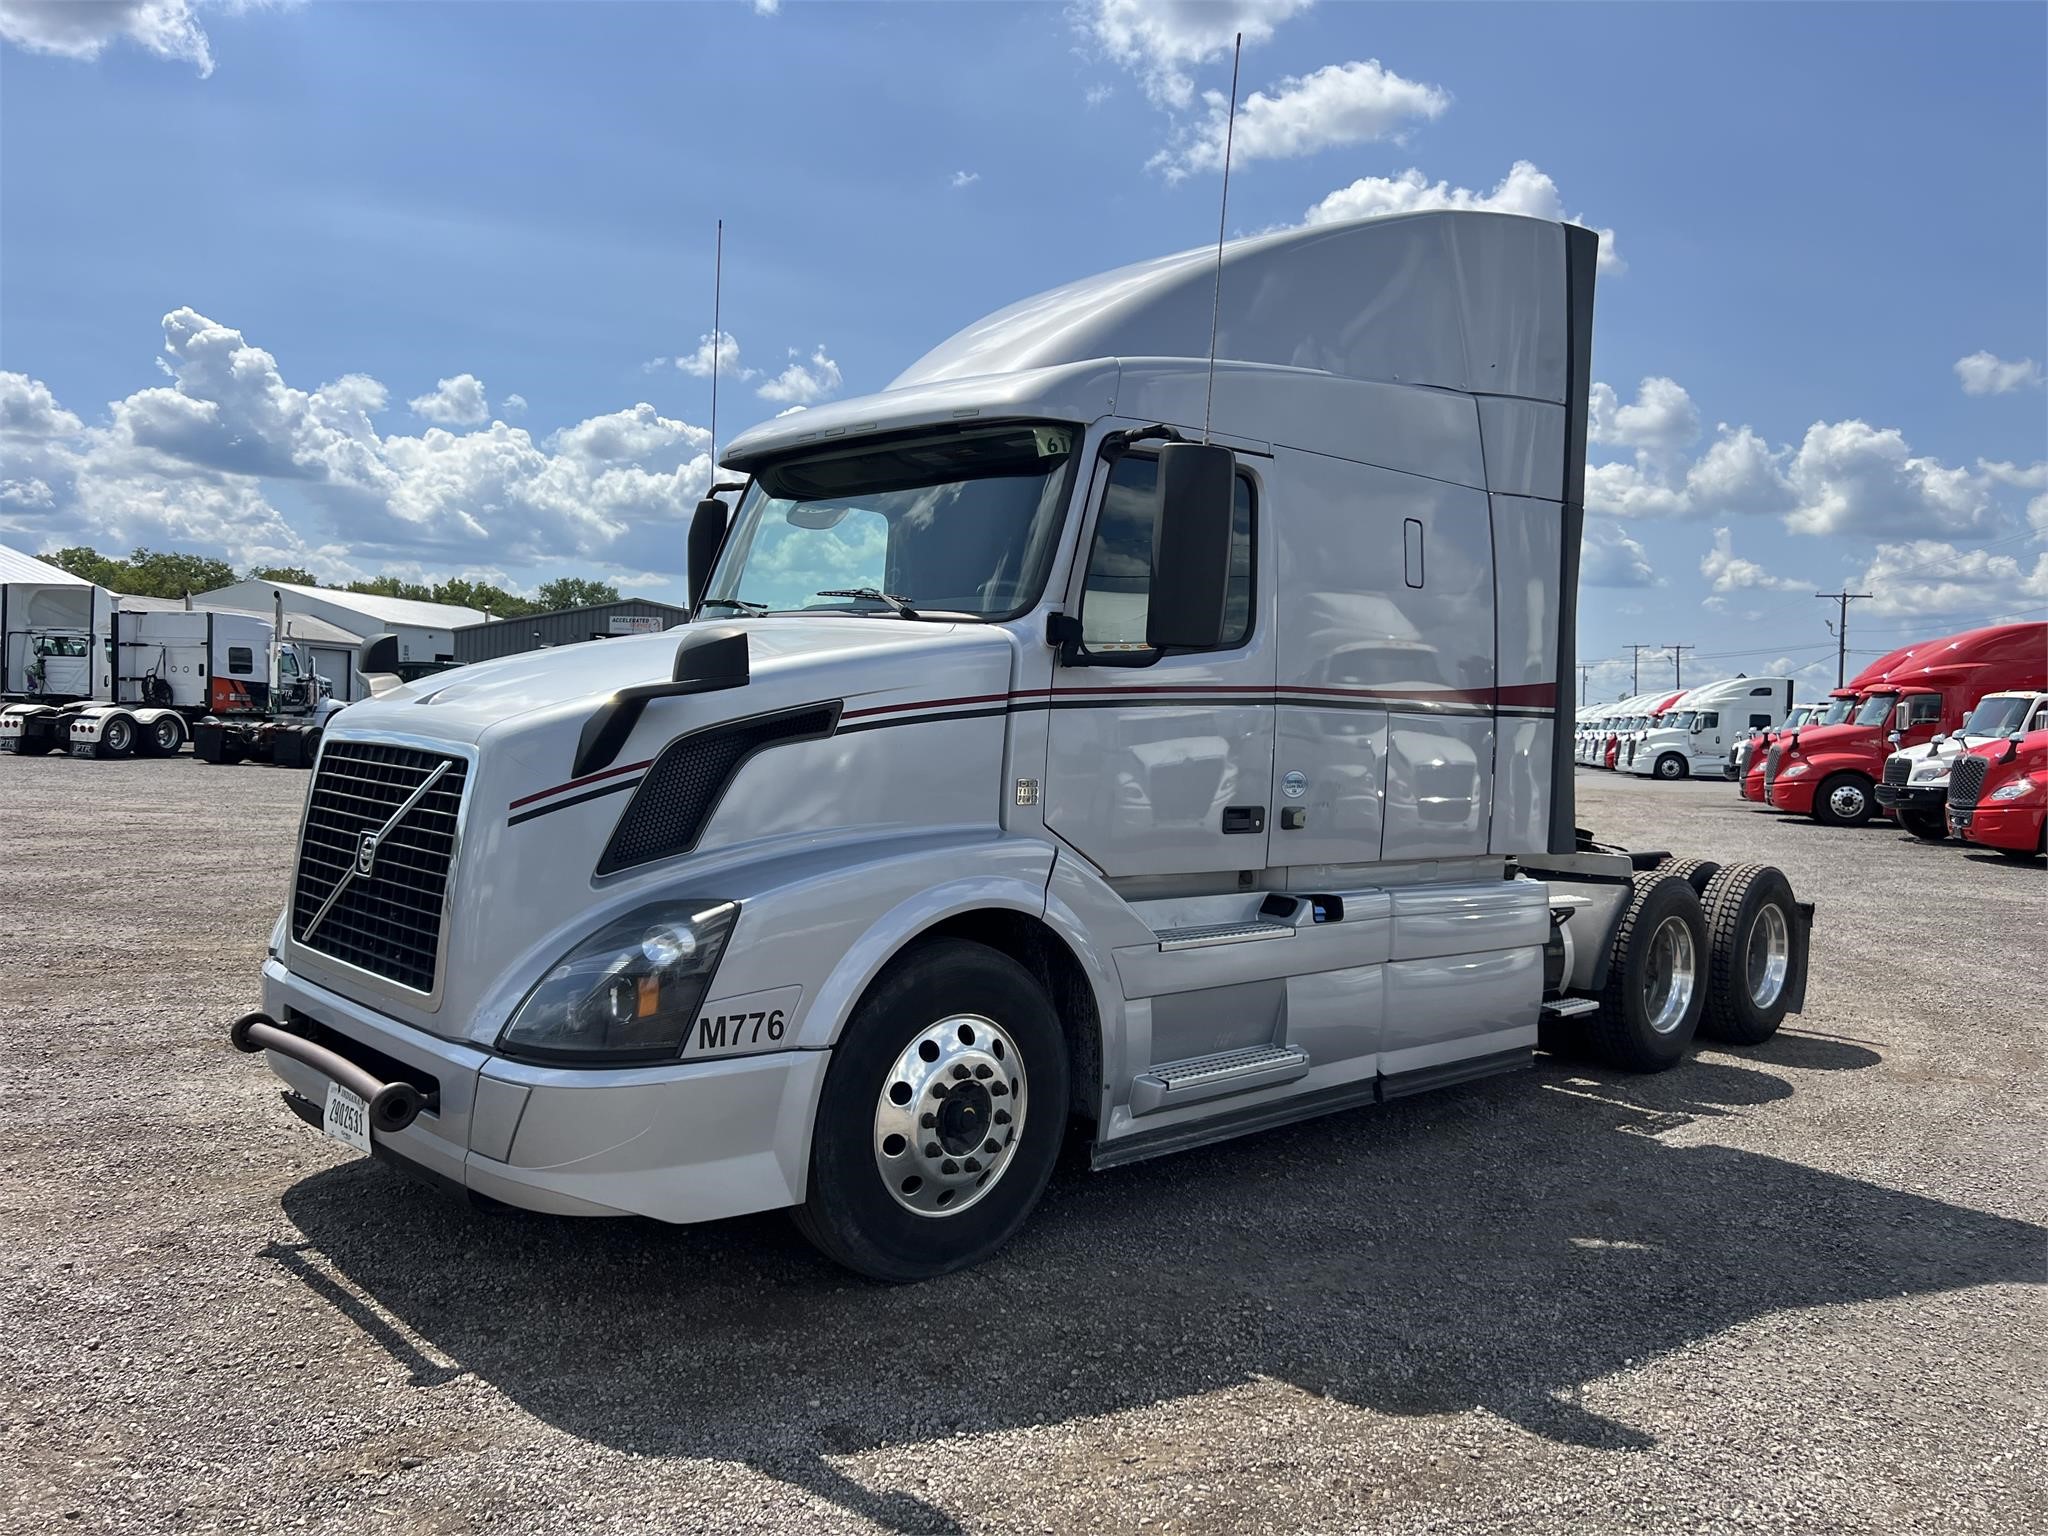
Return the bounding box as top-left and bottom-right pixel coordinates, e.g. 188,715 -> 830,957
1655,753 -> 1688,781
794,938 -> 1069,1282
1812,772 -> 1875,828
1898,808 -> 1947,841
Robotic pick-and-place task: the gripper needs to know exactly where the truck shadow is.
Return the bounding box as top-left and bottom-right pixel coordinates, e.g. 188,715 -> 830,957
277,1050 -> 2041,1533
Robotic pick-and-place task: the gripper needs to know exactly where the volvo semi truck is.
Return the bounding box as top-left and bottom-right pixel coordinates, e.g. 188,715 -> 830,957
1769,623 -> 2047,827
227,212 -> 1814,1280
1626,677 -> 1794,780
1947,726 -> 2048,860
1877,690 -> 2048,839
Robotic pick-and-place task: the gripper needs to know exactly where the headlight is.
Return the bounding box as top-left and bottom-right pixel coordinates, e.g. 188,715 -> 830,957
498,900 -> 739,1064
1911,763 -> 1948,783
1781,762 -> 1811,777
1989,779 -> 2038,802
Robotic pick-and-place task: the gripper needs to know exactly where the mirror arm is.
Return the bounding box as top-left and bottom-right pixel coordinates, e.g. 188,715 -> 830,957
1045,611 -> 1160,669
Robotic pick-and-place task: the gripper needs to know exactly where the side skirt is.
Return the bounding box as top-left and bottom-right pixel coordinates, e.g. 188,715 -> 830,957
1088,1047 -> 1532,1171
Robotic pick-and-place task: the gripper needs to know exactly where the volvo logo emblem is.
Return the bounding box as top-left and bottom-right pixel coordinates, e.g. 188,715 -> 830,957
356,831 -> 380,876
300,758 -> 452,946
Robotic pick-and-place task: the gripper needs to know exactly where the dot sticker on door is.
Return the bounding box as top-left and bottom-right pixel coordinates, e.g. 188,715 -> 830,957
1282,771 -> 1308,798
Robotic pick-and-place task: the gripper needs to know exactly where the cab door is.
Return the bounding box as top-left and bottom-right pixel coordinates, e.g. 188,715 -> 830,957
1041,450 -> 1274,878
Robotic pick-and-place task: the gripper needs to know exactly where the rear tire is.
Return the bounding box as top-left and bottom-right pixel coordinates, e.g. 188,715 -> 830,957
1697,864 -> 1803,1046
95,715 -> 136,759
1812,772 -> 1875,827
794,939 -> 1068,1282
1654,856 -> 1723,895
1586,872 -> 1708,1072
151,715 -> 183,755
1898,808 -> 1947,841
1655,753 -> 1688,781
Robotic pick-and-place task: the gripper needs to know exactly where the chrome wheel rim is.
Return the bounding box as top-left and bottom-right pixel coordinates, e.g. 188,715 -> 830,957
1829,783 -> 1866,818
155,719 -> 178,749
106,719 -> 130,751
874,1013 -> 1026,1218
1747,903 -> 1790,1009
1643,915 -> 1697,1035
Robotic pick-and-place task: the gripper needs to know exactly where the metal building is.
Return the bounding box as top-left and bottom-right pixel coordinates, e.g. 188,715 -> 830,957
451,600 -> 691,665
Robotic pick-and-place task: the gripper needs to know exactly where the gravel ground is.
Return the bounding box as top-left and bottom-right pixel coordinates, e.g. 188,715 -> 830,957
2,754 -> 2043,1535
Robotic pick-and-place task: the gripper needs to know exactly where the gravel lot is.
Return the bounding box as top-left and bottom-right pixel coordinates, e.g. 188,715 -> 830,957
2,754 -> 2043,1535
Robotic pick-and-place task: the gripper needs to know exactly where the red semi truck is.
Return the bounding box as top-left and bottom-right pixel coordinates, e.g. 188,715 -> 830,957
1947,726 -> 2048,860
1768,623 -> 2048,827
1745,642 -> 1925,805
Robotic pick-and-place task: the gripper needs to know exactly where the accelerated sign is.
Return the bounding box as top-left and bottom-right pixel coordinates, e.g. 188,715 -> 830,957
685,985 -> 803,1058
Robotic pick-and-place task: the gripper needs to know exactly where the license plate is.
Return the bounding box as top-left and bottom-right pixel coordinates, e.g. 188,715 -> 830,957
322,1082 -> 372,1153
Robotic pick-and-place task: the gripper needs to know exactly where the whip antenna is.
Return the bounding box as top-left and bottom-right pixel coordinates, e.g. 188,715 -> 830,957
709,218 -> 723,469
1202,31 -> 1242,445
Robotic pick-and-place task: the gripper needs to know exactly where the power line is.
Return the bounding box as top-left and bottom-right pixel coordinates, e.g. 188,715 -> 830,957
1666,643 -> 1695,689
1814,591 -> 1873,689
1625,642 -> 1652,695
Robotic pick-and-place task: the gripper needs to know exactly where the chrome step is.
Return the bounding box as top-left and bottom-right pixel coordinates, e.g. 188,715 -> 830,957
1131,1043 -> 1311,1115
1542,997 -> 1599,1018
1155,919 -> 1294,952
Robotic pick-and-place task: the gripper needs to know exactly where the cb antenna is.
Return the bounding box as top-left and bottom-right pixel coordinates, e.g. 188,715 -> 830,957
1201,31 -> 1242,446
709,218 -> 724,470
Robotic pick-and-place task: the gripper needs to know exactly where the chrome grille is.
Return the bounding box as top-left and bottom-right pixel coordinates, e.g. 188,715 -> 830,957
291,741 -> 468,993
1883,756 -> 1912,788
1764,742 -> 1784,791
1948,755 -> 1989,811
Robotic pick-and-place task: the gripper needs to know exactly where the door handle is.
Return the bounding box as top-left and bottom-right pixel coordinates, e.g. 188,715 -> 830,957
1222,805 -> 1265,834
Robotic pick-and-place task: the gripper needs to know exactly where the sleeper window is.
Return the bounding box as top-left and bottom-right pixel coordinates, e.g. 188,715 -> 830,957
228,646 -> 254,675
1079,455 -> 1253,649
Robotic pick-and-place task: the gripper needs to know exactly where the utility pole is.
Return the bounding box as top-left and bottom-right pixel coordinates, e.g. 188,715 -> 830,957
1625,643 -> 1652,695
1579,663 -> 1593,707
1814,591 -> 1873,688
1667,644 -> 1695,689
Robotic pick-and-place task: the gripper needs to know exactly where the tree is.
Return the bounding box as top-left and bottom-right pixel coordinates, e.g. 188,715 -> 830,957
535,576 -> 621,611
345,575 -> 436,602
46,547 -> 128,588
431,578 -> 539,618
248,565 -> 321,587
43,545 -> 234,597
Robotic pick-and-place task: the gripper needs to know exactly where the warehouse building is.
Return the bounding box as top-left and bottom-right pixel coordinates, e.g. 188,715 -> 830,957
451,599 -> 691,665
190,579 -> 486,700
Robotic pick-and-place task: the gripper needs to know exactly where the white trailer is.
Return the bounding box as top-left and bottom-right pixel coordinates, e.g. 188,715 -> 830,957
1625,677 -> 1795,780
229,211 -> 1813,1281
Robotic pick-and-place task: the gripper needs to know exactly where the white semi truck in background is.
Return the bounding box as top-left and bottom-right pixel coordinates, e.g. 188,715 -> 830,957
1877,689 -> 2048,839
228,211 -> 1815,1281
0,607 -> 335,761
1624,677 -> 1795,780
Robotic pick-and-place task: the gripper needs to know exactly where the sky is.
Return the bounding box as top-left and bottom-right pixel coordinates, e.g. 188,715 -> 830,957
1,0 -> 2043,702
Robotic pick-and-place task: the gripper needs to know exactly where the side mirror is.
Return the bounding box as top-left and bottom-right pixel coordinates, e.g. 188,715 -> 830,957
359,633 -> 400,675
687,496 -> 730,609
1145,441 -> 1236,651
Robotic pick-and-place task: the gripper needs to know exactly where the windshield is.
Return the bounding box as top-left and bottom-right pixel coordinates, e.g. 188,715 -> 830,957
1853,694 -> 1896,726
1962,696 -> 2031,738
1666,712 -> 1695,731
704,424 -> 1080,619
1818,698 -> 1853,725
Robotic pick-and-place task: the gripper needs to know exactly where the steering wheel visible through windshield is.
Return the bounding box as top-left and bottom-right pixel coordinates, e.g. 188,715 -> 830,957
703,423 -> 1081,620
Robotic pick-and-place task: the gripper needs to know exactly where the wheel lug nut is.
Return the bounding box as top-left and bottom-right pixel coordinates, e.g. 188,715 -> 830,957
924,1142 -> 941,1158
920,1112 -> 936,1128
941,1159 -> 959,1175
963,1158 -> 980,1173
994,1109 -> 1011,1125
983,1139 -> 999,1154
973,1064 -> 992,1080
951,1064 -> 970,1080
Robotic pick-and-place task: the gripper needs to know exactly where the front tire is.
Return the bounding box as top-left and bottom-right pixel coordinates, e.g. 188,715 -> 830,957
795,939 -> 1069,1282
1586,872 -> 1707,1072
1812,772 -> 1875,827
1655,753 -> 1687,781
1898,808 -> 1947,841
1698,864 -> 1802,1046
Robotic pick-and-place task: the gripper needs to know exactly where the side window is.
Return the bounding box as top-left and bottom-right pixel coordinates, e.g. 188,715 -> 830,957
228,646 -> 254,675
1902,696 -> 1940,725
1079,455 -> 1253,649
1749,685 -> 1774,696
1699,711 -> 1719,728
1747,713 -> 1771,729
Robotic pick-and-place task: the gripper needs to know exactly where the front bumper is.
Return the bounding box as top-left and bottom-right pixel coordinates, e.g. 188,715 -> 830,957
1875,782 -> 1947,811
1768,774 -> 1816,814
1951,803 -> 2045,853
249,959 -> 829,1222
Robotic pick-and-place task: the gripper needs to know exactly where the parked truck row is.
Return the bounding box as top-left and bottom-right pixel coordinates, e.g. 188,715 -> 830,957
1573,676 -> 1796,779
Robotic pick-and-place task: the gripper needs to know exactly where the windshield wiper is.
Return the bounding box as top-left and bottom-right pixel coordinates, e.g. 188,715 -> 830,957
815,588 -> 921,619
698,597 -> 768,613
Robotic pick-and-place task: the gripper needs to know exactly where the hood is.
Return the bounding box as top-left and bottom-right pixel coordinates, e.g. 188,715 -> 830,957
1783,720 -> 1885,755
329,618 -> 1012,749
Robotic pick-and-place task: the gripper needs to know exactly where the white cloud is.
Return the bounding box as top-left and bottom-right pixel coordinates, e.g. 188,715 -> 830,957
1152,58 -> 1449,181
1853,538 -> 2048,622
1699,527 -> 1804,593
753,0 -> 780,14
670,330 -> 755,381
1954,351 -> 2043,396
1588,377 -> 1698,458
500,393 -> 528,416
949,170 -> 980,189
774,405 -> 808,418
757,346 -> 842,405
0,0 -> 219,75
1085,83 -> 1114,108
1780,419 -> 1995,538
1580,522 -> 1656,588
408,373 -> 490,428
1303,160 -> 1622,272
1082,0 -> 1313,110
0,309 -> 722,582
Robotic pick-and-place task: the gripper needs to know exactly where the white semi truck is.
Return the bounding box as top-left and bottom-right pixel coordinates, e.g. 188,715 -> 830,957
1624,676 -> 1795,780
0,607 -> 332,759
1876,689 -> 2048,838
229,211 -> 1813,1280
